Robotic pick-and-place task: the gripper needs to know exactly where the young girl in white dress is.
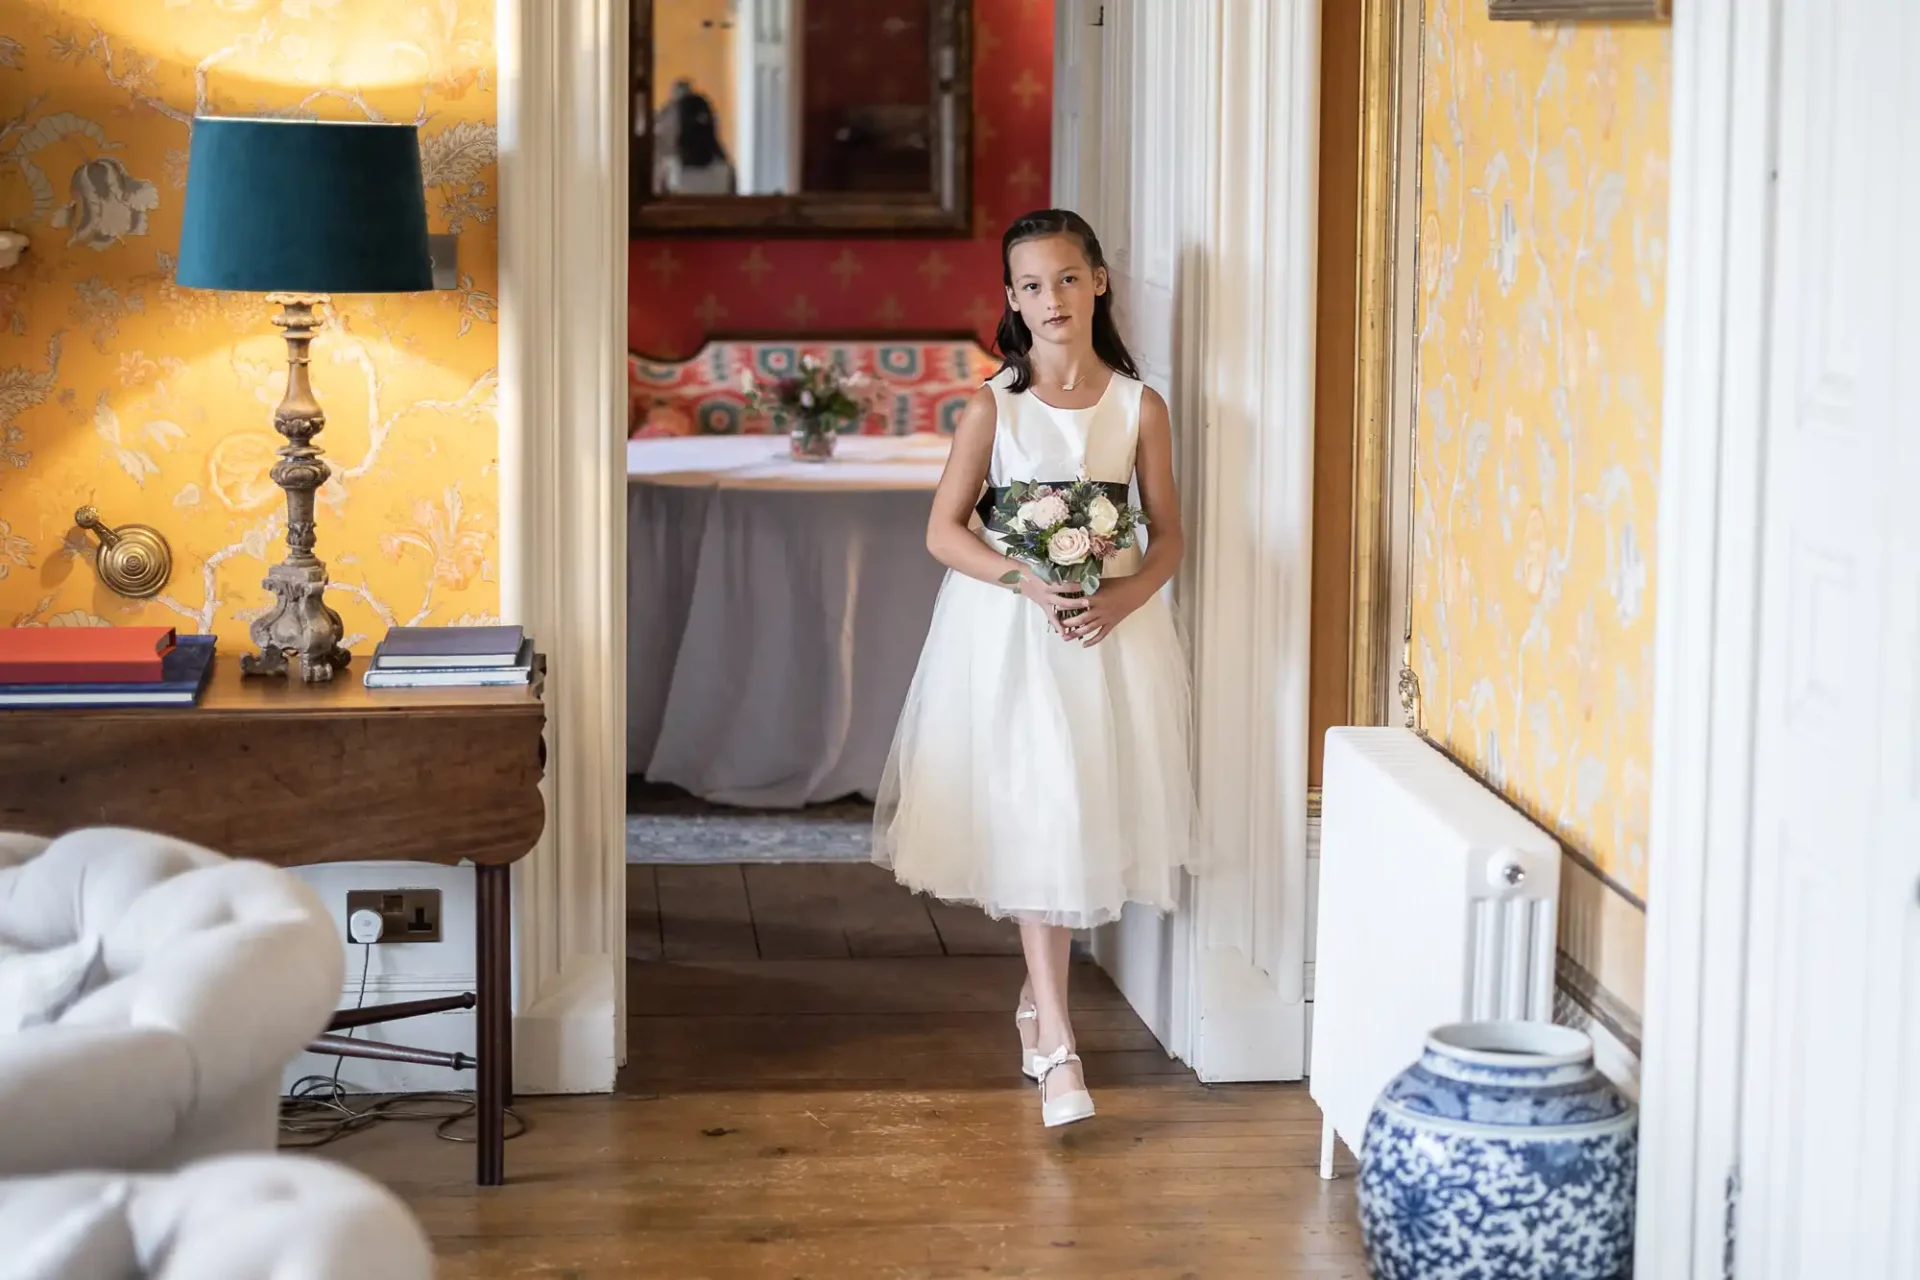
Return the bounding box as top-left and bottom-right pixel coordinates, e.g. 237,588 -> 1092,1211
874,210 -> 1198,1128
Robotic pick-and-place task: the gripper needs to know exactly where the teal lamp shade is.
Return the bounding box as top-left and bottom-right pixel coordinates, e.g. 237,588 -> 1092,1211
175,117 -> 433,294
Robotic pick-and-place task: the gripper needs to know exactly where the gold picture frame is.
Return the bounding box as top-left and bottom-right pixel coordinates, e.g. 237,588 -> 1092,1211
1347,0 -> 1401,730
1489,0 -> 1669,19
631,0 -> 973,236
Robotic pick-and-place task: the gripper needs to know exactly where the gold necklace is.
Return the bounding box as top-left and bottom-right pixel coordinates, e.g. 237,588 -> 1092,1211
1058,371 -> 1084,392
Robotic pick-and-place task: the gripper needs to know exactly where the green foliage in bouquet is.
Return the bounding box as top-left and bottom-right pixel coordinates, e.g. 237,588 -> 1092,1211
737,354 -> 872,430
989,477 -> 1147,597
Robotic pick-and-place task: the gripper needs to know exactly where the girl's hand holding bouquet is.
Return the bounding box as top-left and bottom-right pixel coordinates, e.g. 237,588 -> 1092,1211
989,478 -> 1148,646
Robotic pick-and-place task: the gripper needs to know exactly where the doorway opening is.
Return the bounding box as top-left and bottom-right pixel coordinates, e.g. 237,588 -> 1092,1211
608,0 -> 1377,1089
619,6 -> 1062,1107
620,0 -> 1043,928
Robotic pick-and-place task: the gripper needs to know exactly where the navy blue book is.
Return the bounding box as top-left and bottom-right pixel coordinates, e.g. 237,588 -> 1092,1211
373,625 -> 526,669
0,634 -> 216,708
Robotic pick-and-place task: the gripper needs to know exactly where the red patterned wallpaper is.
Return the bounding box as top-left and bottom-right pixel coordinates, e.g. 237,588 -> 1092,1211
628,0 -> 1055,359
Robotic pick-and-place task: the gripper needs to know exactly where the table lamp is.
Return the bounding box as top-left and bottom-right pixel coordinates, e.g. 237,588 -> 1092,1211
176,117 -> 433,683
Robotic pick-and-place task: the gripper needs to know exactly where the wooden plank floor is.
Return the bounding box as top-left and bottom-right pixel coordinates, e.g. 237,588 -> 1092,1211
333,863 -> 1365,1278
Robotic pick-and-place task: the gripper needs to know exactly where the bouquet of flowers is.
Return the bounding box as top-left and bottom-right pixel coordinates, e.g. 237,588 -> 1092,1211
990,477 -> 1147,596
737,355 -> 873,461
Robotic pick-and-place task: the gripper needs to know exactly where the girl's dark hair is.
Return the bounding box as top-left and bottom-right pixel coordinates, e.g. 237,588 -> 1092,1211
992,209 -> 1139,393
676,92 -> 723,168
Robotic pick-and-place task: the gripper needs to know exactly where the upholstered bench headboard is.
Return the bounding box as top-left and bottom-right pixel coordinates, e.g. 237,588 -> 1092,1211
628,336 -> 1000,439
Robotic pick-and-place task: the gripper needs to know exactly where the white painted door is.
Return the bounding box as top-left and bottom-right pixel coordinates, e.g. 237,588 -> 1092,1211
1734,0 -> 1920,1273
1049,0 -> 1104,225
1054,0 -> 1322,1081
731,0 -> 800,195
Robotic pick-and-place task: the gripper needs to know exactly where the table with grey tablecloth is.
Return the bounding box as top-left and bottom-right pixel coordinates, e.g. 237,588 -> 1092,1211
626,434 -> 951,808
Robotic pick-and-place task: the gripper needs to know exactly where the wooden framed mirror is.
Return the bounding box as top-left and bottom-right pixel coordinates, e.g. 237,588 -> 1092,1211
631,0 -> 973,236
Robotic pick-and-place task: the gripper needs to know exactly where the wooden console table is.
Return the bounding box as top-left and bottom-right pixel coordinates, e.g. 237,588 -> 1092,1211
0,656 -> 547,1187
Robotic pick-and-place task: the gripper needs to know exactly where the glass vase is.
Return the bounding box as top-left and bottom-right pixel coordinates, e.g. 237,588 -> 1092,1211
789,416 -> 839,462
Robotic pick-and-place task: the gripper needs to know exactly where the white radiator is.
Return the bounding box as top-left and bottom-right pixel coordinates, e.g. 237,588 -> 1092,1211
1309,727 -> 1561,1178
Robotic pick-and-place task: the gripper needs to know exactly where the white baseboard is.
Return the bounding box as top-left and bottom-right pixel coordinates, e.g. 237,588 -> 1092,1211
1194,945 -> 1310,1083
1091,905 -> 1182,1055
1099,809 -> 1319,1082
1555,984 -> 1643,1103
514,956 -> 619,1095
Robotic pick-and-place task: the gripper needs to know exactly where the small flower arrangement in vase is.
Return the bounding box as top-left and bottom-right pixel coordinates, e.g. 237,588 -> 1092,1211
737,355 -> 873,462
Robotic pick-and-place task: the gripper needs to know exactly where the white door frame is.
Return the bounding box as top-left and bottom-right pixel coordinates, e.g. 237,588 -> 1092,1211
1049,0 -> 1105,222
493,0 -> 631,1094
1634,0 -> 1779,1271
733,0 -> 804,195
1184,0 -> 1322,1080
1054,0 -> 1323,1082
493,0 -> 1322,1092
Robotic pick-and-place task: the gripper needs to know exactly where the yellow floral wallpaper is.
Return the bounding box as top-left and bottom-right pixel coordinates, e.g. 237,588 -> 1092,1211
1410,1 -> 1670,903
0,0 -> 499,647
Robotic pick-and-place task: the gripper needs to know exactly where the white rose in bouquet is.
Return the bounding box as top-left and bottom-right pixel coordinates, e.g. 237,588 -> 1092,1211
1047,526 -> 1093,566
1018,494 -> 1070,530
1086,494 -> 1120,537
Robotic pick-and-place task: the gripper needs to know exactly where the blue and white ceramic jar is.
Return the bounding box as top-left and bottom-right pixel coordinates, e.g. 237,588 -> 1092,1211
1357,1021 -> 1637,1280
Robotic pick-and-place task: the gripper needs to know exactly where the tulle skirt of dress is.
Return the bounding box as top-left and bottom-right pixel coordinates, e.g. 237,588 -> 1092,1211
873,570 -> 1199,929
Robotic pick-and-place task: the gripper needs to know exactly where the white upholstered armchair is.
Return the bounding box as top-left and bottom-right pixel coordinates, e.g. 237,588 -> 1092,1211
0,828 -> 343,1176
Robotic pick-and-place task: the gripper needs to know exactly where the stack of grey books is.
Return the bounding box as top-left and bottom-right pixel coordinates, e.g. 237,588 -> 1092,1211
363,625 -> 533,689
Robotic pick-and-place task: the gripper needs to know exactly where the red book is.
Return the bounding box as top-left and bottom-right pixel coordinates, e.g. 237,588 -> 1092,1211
0,626 -> 177,684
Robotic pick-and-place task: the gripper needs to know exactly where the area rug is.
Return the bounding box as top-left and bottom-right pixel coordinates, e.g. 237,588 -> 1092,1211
625,804 -> 874,864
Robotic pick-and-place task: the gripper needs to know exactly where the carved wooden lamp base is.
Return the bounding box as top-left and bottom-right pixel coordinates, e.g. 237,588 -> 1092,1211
243,293 -> 350,685
240,557 -> 351,683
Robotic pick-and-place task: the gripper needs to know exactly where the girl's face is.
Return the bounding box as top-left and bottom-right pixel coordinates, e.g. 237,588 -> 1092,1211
1005,234 -> 1107,351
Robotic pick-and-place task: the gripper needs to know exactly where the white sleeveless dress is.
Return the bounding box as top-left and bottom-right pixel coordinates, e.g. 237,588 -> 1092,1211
873,369 -> 1198,928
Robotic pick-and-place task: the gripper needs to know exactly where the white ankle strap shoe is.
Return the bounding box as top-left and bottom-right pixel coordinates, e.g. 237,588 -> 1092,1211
1036,1045 -> 1095,1128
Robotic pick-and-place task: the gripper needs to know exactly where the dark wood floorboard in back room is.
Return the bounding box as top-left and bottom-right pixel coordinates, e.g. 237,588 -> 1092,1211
331,861 -> 1367,1278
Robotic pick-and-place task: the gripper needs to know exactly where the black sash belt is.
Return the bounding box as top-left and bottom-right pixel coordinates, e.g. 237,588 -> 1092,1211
975,482 -> 1130,534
